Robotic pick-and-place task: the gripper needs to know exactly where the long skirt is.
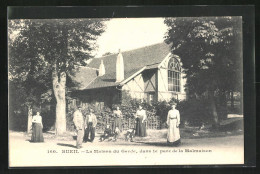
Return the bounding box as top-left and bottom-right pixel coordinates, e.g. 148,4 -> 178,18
135,117 -> 147,137
112,117 -> 122,132
167,119 -> 180,146
31,123 -> 44,142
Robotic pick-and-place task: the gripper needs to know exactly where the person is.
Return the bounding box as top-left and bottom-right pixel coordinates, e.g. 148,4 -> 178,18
135,104 -> 147,137
113,127 -> 120,142
31,111 -> 44,142
73,106 -> 85,149
125,128 -> 135,142
112,106 -> 123,134
166,103 -> 181,146
100,124 -> 113,142
84,108 -> 97,142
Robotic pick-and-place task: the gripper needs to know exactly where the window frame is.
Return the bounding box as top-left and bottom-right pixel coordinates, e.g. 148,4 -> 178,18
167,57 -> 181,93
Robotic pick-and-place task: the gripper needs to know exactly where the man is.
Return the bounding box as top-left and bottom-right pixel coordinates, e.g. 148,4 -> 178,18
73,106 -> 84,149
84,108 -> 97,142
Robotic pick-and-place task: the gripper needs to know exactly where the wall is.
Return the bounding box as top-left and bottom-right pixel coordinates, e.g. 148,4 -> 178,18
122,69 -> 158,102
157,55 -> 187,102
143,69 -> 157,93
122,73 -> 145,100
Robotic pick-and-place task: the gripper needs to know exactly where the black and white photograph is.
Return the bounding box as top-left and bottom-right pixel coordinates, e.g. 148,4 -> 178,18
8,11 -> 245,166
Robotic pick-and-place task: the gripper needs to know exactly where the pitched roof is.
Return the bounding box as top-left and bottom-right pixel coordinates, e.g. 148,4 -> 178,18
68,67 -> 98,90
72,42 -> 171,90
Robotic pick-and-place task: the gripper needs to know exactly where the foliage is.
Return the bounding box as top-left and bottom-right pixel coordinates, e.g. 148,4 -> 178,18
9,19 -> 108,133
9,18 -> 108,93
178,98 -> 211,126
164,17 -> 243,126
164,17 -> 242,95
66,91 -> 183,131
102,52 -> 114,56
9,19 -> 108,75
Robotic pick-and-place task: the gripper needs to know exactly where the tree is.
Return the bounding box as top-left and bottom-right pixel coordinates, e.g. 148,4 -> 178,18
102,52 -> 114,56
9,19 -> 107,135
164,17 -> 242,127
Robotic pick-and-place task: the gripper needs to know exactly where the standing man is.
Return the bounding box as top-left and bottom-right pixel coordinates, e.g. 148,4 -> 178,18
84,108 -> 97,142
73,106 -> 84,149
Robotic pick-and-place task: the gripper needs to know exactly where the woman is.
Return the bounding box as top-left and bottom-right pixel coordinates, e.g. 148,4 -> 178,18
167,103 -> 181,146
135,105 -> 147,137
112,106 -> 123,133
31,111 -> 44,143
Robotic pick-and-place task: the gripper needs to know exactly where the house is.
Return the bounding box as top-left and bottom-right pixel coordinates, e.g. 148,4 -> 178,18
68,42 -> 187,108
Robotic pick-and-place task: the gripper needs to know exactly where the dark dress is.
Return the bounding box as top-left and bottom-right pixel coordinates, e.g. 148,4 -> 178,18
135,115 -> 147,137
31,123 -> 44,142
112,110 -> 122,132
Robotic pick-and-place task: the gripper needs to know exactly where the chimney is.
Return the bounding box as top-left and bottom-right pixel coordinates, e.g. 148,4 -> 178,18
116,49 -> 124,82
98,59 -> 105,76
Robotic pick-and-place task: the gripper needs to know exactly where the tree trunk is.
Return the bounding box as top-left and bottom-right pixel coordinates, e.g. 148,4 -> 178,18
52,63 -> 67,135
27,105 -> 33,133
55,97 -> 66,135
219,91 -> 228,120
208,90 -> 219,129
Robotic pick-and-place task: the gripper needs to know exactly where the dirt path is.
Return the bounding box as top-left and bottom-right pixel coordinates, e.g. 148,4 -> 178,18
9,131 -> 244,167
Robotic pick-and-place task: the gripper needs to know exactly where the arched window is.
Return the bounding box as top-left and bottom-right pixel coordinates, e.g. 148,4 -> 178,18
168,57 -> 181,92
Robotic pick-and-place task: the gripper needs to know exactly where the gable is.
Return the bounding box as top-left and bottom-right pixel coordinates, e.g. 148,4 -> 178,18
72,42 -> 172,90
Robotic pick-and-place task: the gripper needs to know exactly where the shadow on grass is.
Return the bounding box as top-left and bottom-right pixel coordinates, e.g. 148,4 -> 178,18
45,131 -> 56,135
57,143 -> 76,148
25,139 -> 45,143
136,141 -> 169,147
131,141 -> 186,147
219,119 -> 243,132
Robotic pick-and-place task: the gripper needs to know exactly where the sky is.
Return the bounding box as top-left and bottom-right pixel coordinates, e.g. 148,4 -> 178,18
94,18 -> 168,58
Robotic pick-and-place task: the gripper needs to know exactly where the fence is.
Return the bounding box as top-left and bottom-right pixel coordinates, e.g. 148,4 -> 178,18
68,99 -> 163,131
96,116 -> 162,131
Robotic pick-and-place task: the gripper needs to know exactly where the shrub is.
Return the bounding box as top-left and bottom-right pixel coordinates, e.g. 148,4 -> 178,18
178,98 -> 211,126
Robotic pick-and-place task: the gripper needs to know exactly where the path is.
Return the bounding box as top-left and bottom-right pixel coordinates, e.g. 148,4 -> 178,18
9,131 -> 244,167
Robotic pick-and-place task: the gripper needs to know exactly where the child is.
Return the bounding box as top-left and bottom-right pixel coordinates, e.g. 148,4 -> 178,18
113,127 -> 120,142
125,128 -> 135,142
100,124 -> 113,142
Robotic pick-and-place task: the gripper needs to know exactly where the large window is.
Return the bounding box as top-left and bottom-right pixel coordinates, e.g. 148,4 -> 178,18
168,58 -> 181,92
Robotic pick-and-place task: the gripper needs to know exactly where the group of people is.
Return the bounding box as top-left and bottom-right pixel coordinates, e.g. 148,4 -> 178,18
73,107 -> 97,149
72,105 -> 150,149
30,103 -> 181,148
